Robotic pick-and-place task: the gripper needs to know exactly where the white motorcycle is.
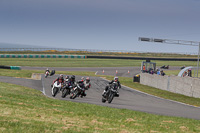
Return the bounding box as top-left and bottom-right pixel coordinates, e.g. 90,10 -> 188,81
51,81 -> 62,97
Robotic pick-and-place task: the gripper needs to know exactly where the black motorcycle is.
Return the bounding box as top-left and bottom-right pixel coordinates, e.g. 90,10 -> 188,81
102,83 -> 119,104
70,82 -> 85,99
61,84 -> 72,98
160,65 -> 169,69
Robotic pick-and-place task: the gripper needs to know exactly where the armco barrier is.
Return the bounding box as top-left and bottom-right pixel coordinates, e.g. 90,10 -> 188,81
87,55 -> 197,61
140,73 -> 200,98
0,54 -> 86,58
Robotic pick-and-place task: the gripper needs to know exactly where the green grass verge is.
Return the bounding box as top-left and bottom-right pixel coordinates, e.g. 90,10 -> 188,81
0,58 -> 198,67
1,82 -> 200,133
0,69 -> 95,78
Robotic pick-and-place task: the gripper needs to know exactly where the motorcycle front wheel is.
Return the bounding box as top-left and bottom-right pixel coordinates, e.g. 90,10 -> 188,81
70,89 -> 79,99
108,93 -> 114,104
52,87 -> 59,97
61,89 -> 68,98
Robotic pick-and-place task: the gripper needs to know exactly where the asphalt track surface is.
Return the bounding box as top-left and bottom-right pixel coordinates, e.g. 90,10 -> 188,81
1,66 -> 200,120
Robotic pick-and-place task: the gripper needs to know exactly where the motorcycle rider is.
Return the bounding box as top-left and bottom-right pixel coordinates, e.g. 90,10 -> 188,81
102,76 -> 121,97
76,77 -> 91,97
45,68 -> 50,73
65,75 -> 76,91
76,77 -> 86,97
84,77 -> 91,90
65,75 -> 70,82
45,68 -> 50,76
52,74 -> 64,87
67,75 -> 76,87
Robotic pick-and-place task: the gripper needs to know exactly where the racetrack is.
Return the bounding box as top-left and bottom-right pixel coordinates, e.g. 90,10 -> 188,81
1,66 -> 200,120
42,74 -> 200,120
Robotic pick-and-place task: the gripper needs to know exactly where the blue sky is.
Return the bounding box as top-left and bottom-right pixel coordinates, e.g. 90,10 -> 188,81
0,0 -> 200,54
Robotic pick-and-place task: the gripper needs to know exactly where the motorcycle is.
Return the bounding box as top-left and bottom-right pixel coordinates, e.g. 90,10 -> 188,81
45,71 -> 50,78
61,84 -> 72,98
51,81 -> 63,97
160,65 -> 169,69
102,83 -> 119,104
70,82 -> 85,99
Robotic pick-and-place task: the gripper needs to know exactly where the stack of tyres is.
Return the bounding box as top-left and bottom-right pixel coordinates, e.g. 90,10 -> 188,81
133,74 -> 140,82
0,65 -> 21,70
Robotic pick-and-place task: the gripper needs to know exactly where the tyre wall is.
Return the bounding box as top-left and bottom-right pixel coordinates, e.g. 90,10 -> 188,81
0,54 -> 86,58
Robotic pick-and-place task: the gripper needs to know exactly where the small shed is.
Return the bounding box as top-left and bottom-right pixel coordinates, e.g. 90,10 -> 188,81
141,60 -> 156,73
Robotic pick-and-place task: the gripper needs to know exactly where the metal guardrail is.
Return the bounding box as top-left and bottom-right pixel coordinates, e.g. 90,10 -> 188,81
87,55 -> 198,61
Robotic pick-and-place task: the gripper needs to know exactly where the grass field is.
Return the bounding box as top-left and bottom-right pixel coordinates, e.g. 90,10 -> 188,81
1,57 -> 200,132
0,58 -> 198,67
1,82 -> 200,133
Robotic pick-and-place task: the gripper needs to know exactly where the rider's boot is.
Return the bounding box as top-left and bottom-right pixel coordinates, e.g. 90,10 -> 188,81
102,90 -> 106,97
115,91 -> 119,97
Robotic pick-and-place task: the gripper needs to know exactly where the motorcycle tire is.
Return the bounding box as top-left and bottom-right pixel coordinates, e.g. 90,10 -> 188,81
61,89 -> 68,98
70,89 -> 79,99
52,87 -> 58,97
108,93 -> 114,104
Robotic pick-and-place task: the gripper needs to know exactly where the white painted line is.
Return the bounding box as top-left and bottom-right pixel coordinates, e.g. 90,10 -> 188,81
41,75 -> 57,99
41,75 -> 46,95
95,71 -> 98,75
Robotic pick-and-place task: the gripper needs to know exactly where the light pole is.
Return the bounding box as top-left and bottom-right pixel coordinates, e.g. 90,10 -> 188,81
197,43 -> 200,77
139,37 -> 200,78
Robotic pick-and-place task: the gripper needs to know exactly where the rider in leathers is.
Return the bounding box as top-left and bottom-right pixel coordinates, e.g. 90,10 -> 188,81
77,77 -> 91,97
52,74 -> 64,85
45,68 -> 50,75
65,75 -> 76,93
102,77 -> 121,97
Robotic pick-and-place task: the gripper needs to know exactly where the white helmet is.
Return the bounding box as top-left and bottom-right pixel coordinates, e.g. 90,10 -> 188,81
114,77 -> 118,82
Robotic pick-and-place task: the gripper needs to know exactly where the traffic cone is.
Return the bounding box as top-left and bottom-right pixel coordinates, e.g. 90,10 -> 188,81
116,70 -> 118,74
128,70 -> 130,74
103,70 -> 104,73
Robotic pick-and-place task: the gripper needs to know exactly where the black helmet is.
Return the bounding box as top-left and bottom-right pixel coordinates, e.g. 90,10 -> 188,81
71,75 -> 75,80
